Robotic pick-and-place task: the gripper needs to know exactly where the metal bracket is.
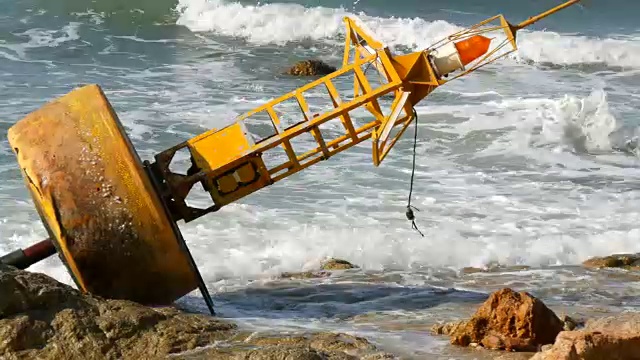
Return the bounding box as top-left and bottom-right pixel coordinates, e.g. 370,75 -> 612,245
143,160 -> 216,316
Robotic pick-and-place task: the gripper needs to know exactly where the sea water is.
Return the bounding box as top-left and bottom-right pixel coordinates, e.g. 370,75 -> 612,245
1,0 -> 639,358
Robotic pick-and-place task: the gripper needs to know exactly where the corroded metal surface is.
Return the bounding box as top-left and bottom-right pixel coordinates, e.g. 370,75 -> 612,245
7,84 -> 198,305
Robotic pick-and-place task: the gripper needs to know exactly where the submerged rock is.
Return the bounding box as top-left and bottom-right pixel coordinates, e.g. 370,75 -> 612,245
461,263 -> 531,275
321,258 -> 358,271
279,270 -> 332,279
431,320 -> 467,336
582,253 -> 640,270
285,59 -> 337,76
493,354 -> 537,360
0,265 -> 394,360
433,288 -> 563,352
174,332 -> 395,359
280,258 -> 358,279
530,312 -> 640,360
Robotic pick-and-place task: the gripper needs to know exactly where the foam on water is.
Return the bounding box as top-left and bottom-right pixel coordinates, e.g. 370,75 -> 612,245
149,86 -> 639,288
0,22 -> 81,59
427,89 -> 621,156
176,0 -> 640,69
1,2 -> 639,357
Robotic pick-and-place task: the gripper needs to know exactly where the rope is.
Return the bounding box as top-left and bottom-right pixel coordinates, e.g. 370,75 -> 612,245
362,55 -> 422,237
406,107 -> 424,237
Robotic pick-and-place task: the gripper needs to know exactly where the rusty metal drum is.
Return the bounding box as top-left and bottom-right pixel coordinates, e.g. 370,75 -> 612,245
7,84 -> 199,305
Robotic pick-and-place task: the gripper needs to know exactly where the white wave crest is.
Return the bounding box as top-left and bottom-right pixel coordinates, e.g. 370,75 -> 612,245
516,31 -> 640,69
176,0 -> 640,69
541,89 -> 618,154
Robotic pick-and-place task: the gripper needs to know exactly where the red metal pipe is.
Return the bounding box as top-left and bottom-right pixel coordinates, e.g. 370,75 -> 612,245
0,238 -> 56,269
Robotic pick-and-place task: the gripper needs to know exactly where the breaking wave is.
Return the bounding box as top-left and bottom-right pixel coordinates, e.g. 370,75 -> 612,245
176,0 -> 640,70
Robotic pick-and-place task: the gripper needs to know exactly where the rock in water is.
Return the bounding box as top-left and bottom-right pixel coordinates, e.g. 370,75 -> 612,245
280,258 -> 358,279
445,288 -> 563,352
431,320 -> 467,336
0,265 -> 236,359
174,332 -> 396,359
562,315 -> 584,331
531,312 -> 640,360
321,258 -> 358,270
0,265 -> 393,360
285,60 -> 337,76
582,253 -> 640,269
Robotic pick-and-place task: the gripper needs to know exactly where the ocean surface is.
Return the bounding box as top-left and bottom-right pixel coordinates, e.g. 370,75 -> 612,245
1,0 -> 640,358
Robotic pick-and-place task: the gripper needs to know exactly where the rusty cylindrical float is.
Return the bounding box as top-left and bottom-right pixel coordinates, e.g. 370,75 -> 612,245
6,84 -> 214,314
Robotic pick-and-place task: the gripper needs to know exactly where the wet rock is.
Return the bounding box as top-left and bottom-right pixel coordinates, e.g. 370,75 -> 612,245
1,266 -> 392,360
582,253 -> 640,269
443,288 -> 563,352
250,333 -> 375,355
321,258 -> 358,271
539,344 -> 553,352
285,59 -> 337,76
461,263 -> 531,275
361,353 -> 398,360
562,315 -> 584,331
493,353 -> 536,360
280,258 -> 358,279
183,332 -> 392,359
431,320 -> 467,336
0,265 -> 236,359
279,270 -> 333,279
530,312 -> 640,360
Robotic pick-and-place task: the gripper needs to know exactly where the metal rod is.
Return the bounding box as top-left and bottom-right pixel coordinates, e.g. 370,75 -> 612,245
0,238 -> 56,269
514,0 -> 581,31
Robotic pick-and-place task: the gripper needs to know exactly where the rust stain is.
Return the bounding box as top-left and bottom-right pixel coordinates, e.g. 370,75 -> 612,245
7,85 -> 199,305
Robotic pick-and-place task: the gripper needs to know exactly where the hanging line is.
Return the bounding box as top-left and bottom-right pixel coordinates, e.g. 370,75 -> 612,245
405,107 -> 424,237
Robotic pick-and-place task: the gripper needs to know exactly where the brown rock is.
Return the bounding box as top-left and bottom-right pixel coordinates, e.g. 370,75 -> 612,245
582,253 -> 640,269
308,333 -> 375,354
1,265 -> 395,360
280,258 -> 358,279
493,353 -> 537,360
321,258 -> 358,271
461,263 -> 531,275
431,320 -> 467,335
562,315 -> 584,331
447,288 -> 563,352
0,265 -> 236,359
361,353 -> 398,360
285,59 -> 337,76
530,312 -> 640,360
280,270 -> 332,279
186,332 -> 390,360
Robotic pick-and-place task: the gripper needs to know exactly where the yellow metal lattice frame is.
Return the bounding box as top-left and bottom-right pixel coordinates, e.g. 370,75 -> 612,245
150,0 -> 582,222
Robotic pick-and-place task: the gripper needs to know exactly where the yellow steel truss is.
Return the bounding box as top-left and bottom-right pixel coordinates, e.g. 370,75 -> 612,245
151,0 -> 582,222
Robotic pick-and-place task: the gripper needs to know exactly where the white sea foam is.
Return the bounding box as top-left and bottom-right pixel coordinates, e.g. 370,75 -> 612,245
176,0 -> 640,69
4,85 -> 640,291
2,0 -> 638,297
0,23 -> 81,58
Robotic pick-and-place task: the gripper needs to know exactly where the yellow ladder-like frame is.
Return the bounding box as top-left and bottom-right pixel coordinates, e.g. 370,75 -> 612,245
151,1 -> 582,222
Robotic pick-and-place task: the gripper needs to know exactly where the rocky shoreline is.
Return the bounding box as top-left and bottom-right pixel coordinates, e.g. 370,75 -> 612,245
0,261 -> 393,360
3,254 -> 640,359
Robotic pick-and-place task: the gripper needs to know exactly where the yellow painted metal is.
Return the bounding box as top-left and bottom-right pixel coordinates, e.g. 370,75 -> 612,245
1,0 -> 581,307
177,1 -> 582,213
513,0 -> 582,31
7,85 -> 199,305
